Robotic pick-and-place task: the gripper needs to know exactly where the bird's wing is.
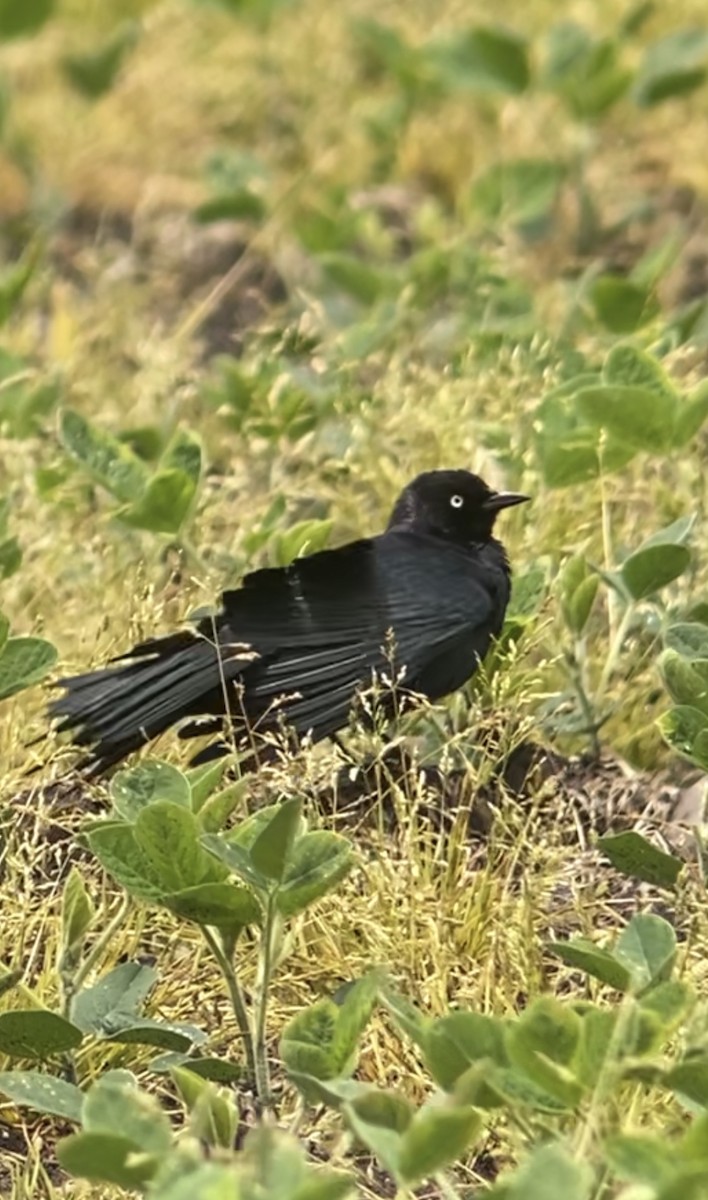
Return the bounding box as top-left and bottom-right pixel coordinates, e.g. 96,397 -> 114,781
210,532 -> 498,739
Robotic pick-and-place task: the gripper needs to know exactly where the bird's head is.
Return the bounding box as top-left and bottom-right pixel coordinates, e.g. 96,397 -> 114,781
387,469 -> 529,546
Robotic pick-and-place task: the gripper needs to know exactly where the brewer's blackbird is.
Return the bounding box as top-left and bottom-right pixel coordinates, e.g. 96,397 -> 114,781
50,470 -> 528,773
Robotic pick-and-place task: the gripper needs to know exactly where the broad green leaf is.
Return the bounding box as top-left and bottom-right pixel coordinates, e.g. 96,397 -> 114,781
576,384 -> 674,452
0,610 -> 8,653
547,937 -> 631,991
292,1168 -> 354,1200
71,961 -> 156,1034
604,1132 -> 675,1186
425,25 -> 530,94
471,159 -> 564,227
665,1058 -> 708,1107
250,797 -> 302,881
162,881 -> 262,930
187,758 -> 228,812
59,408 -> 149,502
134,801 -> 217,892
505,996 -> 583,1107
62,22 -> 140,97
117,467 -> 197,534
173,1056 -> 241,1084
0,0 -> 54,38
674,381 -> 708,447
160,427 -> 202,484
57,1131 -> 159,1189
658,705 -> 708,769
542,25 -> 631,119
597,831 -> 683,889
201,831 -> 269,890
664,623 -> 708,660
603,343 -> 678,402
0,1070 -> 83,1121
277,831 -> 354,916
172,1067 -> 237,1148
379,987 -> 429,1049
640,513 -> 696,549
0,247 -> 37,325
110,761 -> 191,822
61,866 -> 95,956
0,535 -> 21,579
658,651 -> 708,714
489,1066 -> 571,1113
425,1011 -> 508,1091
613,914 -> 676,992
398,1104 -> 482,1183
559,555 -> 599,635
343,1089 -> 412,1176
0,636 -> 57,700
83,1070 -> 172,1153
319,254 -> 392,305
270,519 -> 333,567
621,544 -> 691,600
197,782 -> 245,833
194,190 -> 267,222
0,1010 -> 83,1058
87,821 -> 166,902
634,28 -> 708,107
639,981 -> 693,1032
103,1016 -> 203,1052
590,276 -> 658,333
574,1008 -> 618,1089
488,1141 -> 593,1199
330,973 -> 381,1073
281,999 -> 339,1080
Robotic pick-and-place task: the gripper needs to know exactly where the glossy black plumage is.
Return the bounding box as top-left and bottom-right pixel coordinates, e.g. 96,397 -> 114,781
49,470 -> 528,773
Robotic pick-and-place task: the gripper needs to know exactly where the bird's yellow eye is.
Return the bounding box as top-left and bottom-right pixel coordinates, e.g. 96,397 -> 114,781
450,494 -> 464,509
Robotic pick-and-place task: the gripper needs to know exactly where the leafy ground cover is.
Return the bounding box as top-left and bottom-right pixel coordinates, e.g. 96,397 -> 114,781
3,1 -> 708,1197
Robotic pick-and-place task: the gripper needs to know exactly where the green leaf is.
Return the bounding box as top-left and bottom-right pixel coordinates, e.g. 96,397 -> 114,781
603,343 -> 678,401
162,881 -> 262,931
116,467 -> 198,534
281,999 -> 340,1081
0,1010 -> 83,1058
674,381 -> 708,447
62,22 -> 140,98
134,801 -> 217,892
398,1105 -> 482,1183
471,159 -> 565,228
0,249 -> 37,325
597,831 -> 683,888
83,1070 -> 172,1152
634,28 -> 708,107
559,555 -> 599,635
576,384 -> 675,452
330,974 -> 381,1074
71,961 -> 156,1034
505,996 -> 583,1107
542,25 -> 631,119
57,1131 -> 159,1189
659,651 -> 708,714
0,636 -> 57,700
664,1057 -> 708,1107
197,782 -> 245,833
658,704 -> 708,769
319,254 -> 392,305
0,0 -> 54,38
160,427 -> 202,485
61,866 -> 95,957
103,1016 -> 203,1052
343,1089 -> 411,1176
604,1132 -> 675,1186
425,25 -> 530,94
488,1141 -> 594,1200
201,831 -> 269,890
613,914 -> 677,992
0,611 -> 8,653
547,937 -> 631,991
187,758 -> 228,812
87,821 -> 166,902
59,408 -> 149,502
173,1067 -> 238,1148
574,1008 -> 618,1089
270,519 -> 334,567
664,622 -> 708,660
277,831 -> 354,916
425,1011 -> 508,1091
621,543 -> 691,600
639,980 -> 693,1032
110,760 -> 192,822
0,1070 -> 83,1121
590,276 -> 659,333
194,190 -> 267,223
251,798 -> 302,881
0,535 -> 21,579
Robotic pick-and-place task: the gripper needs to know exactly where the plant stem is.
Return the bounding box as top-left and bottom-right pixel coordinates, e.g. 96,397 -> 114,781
60,894 -> 132,1020
201,925 -> 257,1087
595,603 -> 635,710
599,453 -> 619,645
566,641 -> 601,758
254,895 -> 276,1110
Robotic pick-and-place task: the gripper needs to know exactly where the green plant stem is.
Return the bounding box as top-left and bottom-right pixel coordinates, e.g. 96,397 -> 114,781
595,603 -> 635,709
201,925 -> 257,1087
566,642 -> 601,757
573,993 -> 638,1161
433,1172 -> 463,1200
60,894 -> 132,1019
254,894 -> 277,1109
599,454 -> 620,645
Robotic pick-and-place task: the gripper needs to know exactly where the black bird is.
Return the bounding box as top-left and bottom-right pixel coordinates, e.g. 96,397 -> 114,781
50,470 -> 528,774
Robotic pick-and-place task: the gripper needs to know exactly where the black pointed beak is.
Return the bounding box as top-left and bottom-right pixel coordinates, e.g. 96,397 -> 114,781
483,491 -> 530,512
